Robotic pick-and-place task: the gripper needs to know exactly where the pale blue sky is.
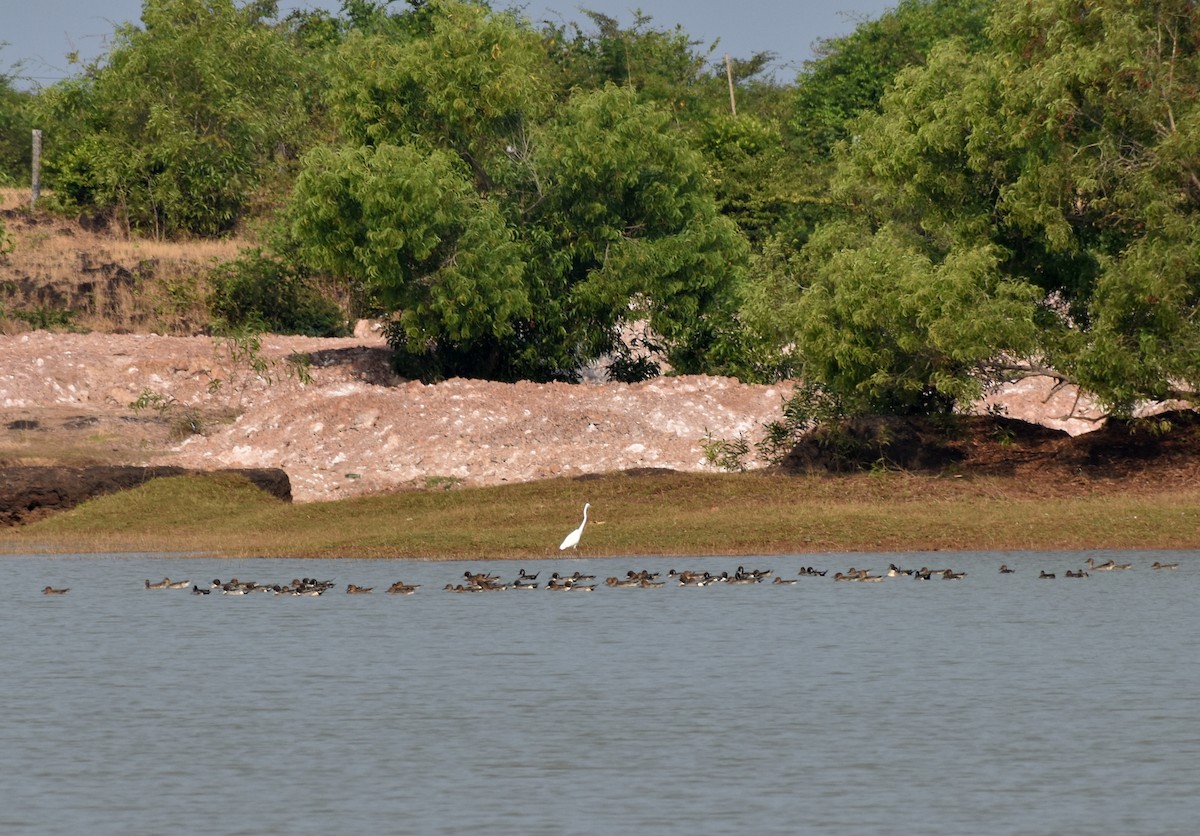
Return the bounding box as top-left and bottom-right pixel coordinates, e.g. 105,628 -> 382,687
4,1 -> 899,88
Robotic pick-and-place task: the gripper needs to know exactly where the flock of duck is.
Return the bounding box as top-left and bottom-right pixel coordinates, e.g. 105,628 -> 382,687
37,557 -> 1183,595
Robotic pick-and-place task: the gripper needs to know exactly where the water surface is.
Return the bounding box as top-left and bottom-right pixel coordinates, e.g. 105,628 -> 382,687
3,550 -> 1198,834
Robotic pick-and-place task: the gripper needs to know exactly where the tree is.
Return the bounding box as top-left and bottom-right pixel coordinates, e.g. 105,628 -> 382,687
0,58 -> 33,187
759,0 -> 995,252
540,9 -> 712,112
788,0 -> 994,164
290,142 -> 529,354
749,0 -> 1200,416
33,0 -> 315,237
520,85 -> 748,378
288,1 -> 747,382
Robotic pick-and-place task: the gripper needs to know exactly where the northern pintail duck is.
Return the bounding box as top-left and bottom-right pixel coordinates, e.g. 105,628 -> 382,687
511,578 -> 539,589
887,563 -> 913,577
942,569 -> 966,580
42,585 -> 69,595
192,584 -> 211,595
1064,569 -> 1089,578
145,577 -> 171,590
1151,561 -> 1179,570
605,576 -> 641,588
998,564 -> 1015,574
548,577 -> 591,590
346,584 -> 373,594
639,579 -> 665,588
166,579 -> 190,589
551,571 -> 596,583
772,577 -> 799,585
1039,570 -> 1056,579
841,568 -> 883,581
517,568 -> 539,581
1086,557 -> 1116,571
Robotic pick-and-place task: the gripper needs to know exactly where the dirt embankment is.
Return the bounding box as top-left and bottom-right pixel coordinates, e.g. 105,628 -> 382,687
4,325 -> 1171,504
0,329 -> 796,502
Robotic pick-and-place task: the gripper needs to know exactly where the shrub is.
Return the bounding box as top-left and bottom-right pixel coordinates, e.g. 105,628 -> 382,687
209,249 -> 348,337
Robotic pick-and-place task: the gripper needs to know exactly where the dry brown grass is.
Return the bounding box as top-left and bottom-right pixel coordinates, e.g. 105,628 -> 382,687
2,191 -> 248,334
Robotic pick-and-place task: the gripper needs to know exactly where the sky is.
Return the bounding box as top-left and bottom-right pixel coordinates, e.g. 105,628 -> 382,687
4,1 -> 899,89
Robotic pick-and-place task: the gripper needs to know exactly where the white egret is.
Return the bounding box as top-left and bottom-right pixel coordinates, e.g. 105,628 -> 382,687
559,503 -> 590,551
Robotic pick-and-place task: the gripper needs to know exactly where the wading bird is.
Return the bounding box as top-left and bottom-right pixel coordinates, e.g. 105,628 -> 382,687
559,503 -> 590,551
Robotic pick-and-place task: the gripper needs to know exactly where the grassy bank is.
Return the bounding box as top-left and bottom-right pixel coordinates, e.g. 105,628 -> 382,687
2,471 -> 1198,558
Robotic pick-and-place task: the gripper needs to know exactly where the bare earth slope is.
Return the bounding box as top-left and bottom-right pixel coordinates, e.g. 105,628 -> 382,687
6,325 -> 1195,507
1,330 -> 796,502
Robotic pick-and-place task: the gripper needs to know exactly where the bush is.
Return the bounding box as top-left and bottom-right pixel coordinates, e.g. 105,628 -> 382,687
209,249 -> 348,337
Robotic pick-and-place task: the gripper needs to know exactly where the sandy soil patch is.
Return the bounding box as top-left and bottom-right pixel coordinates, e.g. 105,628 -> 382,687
0,328 -> 1110,502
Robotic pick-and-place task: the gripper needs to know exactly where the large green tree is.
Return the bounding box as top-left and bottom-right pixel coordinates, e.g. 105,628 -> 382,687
750,0 -> 1200,416
289,0 -> 747,382
33,0 -> 315,237
789,0 -> 994,164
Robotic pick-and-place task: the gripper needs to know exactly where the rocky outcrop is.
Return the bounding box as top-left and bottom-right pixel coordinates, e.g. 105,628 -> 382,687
0,466 -> 291,526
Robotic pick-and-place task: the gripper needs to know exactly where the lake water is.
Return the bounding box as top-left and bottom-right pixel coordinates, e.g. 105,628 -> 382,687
2,550 -> 1198,835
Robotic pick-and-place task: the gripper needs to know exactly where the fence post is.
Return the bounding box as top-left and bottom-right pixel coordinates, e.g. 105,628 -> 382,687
31,129 -> 42,209
724,54 -> 737,117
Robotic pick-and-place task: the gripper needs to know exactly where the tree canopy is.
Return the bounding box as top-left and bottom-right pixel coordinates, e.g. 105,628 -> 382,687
288,0 -> 746,382
32,0 -> 316,237
3,0 -> 1198,415
749,0 -> 1200,416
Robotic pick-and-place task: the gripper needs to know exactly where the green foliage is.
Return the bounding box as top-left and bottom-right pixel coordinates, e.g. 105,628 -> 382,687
209,249 -> 349,337
523,84 -> 748,378
212,322 -> 272,386
755,382 -> 850,464
32,0 -> 317,237
130,387 -> 204,440
541,9 -> 712,109
0,62 -> 33,186
751,0 -> 1200,417
769,0 -> 995,249
324,1 -> 552,181
789,0 -> 993,163
11,306 -> 78,331
289,2 -> 748,383
606,333 -> 663,383
699,427 -> 751,472
290,142 -> 529,356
